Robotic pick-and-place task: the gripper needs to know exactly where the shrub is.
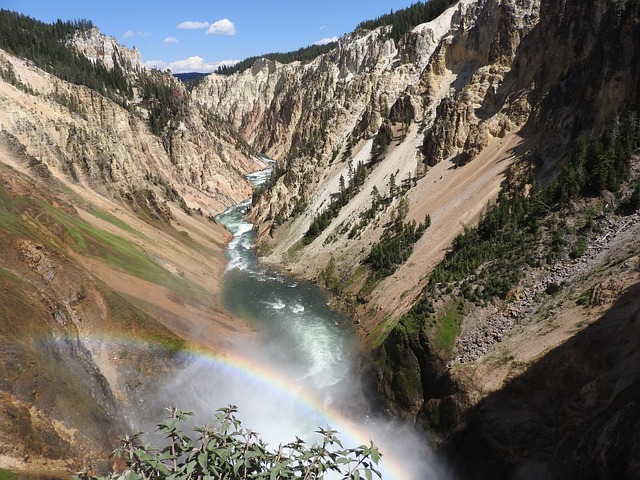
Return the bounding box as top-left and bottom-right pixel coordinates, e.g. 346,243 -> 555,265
75,406 -> 381,480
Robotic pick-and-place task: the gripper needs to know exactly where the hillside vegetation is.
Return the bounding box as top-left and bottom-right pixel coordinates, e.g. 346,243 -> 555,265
357,0 -> 459,40
215,43 -> 337,76
0,10 -> 131,102
407,114 -> 639,320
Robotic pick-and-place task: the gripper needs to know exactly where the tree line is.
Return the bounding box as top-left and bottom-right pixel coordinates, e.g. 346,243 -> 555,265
357,0 -> 459,42
348,170 -> 418,240
303,161 -> 367,243
216,0 -> 459,77
432,111 -> 639,302
547,112 -> 639,202
216,42 -> 337,76
364,198 -> 431,278
0,10 -> 194,140
0,10 -> 132,102
139,73 -> 186,137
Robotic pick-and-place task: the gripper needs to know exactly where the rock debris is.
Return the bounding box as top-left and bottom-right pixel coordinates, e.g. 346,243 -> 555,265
451,211 -> 640,365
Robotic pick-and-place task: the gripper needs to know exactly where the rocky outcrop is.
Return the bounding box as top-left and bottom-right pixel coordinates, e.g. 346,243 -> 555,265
69,27 -> 143,71
517,0 -> 640,154
192,0 -> 546,247
366,325 -> 461,432
194,25 -> 410,160
421,0 -> 540,165
0,176 -> 145,470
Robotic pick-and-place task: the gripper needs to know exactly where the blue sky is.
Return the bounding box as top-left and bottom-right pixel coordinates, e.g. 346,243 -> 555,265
4,1 -> 419,72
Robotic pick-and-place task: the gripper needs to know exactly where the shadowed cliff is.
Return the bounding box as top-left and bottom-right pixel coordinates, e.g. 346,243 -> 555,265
446,280 -> 640,479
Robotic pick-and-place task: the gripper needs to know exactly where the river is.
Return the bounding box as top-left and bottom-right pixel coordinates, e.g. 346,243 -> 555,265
158,165 -> 442,480
217,167 -> 353,397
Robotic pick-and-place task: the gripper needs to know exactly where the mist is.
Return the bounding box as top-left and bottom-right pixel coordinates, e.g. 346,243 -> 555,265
146,340 -> 452,480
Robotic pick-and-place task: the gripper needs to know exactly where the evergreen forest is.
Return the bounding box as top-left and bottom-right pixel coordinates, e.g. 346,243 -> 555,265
216,43 -> 337,76
0,10 -> 132,101
400,111 -> 640,333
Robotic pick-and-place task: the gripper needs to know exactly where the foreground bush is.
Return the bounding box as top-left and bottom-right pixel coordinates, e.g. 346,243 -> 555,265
76,406 -> 382,480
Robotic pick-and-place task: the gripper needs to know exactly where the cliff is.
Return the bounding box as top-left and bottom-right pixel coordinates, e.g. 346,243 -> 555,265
68,27 -> 143,71
0,26 -> 262,474
192,0 -> 537,343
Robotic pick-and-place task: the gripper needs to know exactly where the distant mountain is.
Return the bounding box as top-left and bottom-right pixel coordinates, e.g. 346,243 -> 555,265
173,71 -> 209,82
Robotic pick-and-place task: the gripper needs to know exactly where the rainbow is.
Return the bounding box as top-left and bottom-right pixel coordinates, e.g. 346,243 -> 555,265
174,344 -> 418,480
70,335 -> 421,480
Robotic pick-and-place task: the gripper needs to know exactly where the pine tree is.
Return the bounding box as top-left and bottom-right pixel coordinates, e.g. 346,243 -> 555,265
339,174 -> 346,204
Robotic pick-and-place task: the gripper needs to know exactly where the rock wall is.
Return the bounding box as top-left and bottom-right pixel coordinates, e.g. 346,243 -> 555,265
375,0 -> 640,413
0,159 -> 180,472
193,3 -> 466,227
421,0 -> 540,165
0,32 -> 261,473
0,48 -> 257,215
518,0 -> 640,169
194,0 -> 545,238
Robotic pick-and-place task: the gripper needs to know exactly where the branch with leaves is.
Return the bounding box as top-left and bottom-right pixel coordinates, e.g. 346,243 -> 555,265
75,406 -> 382,480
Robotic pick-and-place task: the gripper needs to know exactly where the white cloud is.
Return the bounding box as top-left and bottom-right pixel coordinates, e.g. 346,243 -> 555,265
177,21 -> 210,30
163,36 -> 179,44
144,56 -> 239,74
206,18 -> 236,36
313,36 -> 339,46
124,30 -> 150,38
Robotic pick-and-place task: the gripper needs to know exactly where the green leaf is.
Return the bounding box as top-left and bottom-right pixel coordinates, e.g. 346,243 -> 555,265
370,448 -> 380,465
198,452 -> 208,469
78,405 -> 381,480
123,471 -> 142,480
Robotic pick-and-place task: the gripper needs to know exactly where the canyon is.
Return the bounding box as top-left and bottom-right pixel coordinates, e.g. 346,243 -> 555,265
1,0 -> 639,478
